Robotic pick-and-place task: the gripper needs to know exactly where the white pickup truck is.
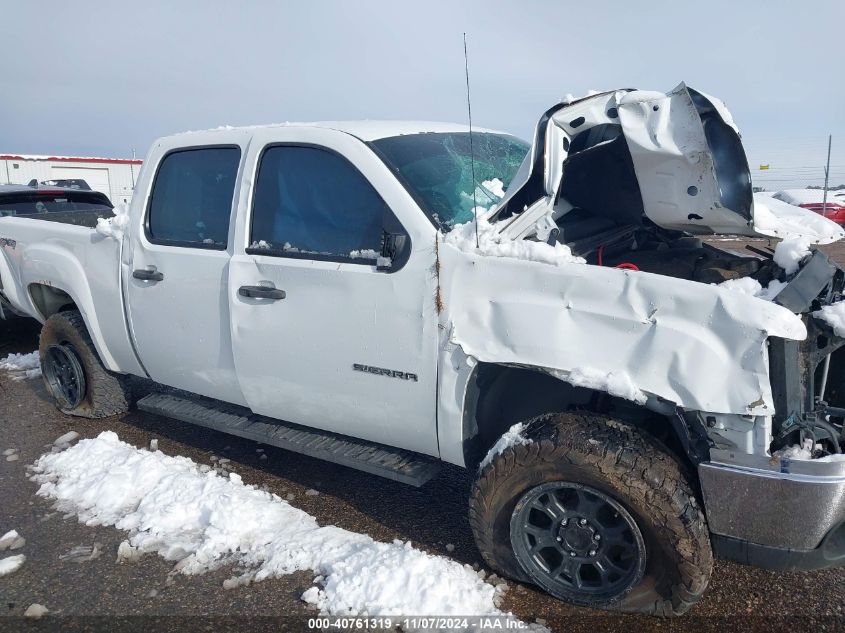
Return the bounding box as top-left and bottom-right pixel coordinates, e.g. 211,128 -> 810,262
3,84 -> 845,615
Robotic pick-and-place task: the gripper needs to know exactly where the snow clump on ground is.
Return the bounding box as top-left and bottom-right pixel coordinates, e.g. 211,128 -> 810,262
31,431 -> 531,624
0,554 -> 25,577
0,351 -> 41,380
0,530 -> 25,551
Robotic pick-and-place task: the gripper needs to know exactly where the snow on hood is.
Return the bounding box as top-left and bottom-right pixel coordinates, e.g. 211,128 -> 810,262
443,214 -> 584,267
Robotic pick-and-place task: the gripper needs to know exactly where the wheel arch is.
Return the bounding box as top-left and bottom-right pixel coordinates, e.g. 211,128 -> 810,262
27,279 -> 120,372
461,361 -> 710,476
16,237 -> 144,376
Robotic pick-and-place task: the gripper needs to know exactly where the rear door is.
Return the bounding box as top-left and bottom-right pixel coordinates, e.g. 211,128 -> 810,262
125,132 -> 250,405
229,127 -> 440,456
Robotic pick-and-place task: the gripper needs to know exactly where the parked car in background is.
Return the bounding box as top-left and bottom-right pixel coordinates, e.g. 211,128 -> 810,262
0,183 -> 114,319
0,184 -> 113,223
27,178 -> 92,190
773,188 -> 845,225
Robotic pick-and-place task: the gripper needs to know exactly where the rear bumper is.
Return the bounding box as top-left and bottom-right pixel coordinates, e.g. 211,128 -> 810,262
699,454 -> 845,567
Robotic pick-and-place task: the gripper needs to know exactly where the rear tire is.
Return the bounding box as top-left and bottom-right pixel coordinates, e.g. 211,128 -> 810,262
468,411 -> 712,616
39,310 -> 130,418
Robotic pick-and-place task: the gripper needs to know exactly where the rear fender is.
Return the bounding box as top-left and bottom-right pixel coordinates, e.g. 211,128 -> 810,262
16,237 -> 143,375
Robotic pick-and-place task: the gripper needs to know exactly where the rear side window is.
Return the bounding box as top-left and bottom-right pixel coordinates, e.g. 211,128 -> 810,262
147,147 -> 241,248
249,146 -> 386,262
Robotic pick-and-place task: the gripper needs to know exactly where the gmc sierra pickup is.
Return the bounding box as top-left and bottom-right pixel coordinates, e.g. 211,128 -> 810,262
3,84 -> 845,616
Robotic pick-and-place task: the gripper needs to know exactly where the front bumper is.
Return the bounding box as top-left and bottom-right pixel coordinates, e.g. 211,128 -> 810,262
699,454 -> 845,569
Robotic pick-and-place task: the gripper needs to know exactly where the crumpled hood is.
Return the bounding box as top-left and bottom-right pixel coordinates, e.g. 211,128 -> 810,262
439,241 -> 807,417
493,83 -> 843,245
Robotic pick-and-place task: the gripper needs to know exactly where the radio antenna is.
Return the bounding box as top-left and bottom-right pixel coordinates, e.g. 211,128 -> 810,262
463,32 -> 480,248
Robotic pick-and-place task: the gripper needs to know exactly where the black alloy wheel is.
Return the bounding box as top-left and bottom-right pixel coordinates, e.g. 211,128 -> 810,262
42,343 -> 86,409
510,481 -> 646,604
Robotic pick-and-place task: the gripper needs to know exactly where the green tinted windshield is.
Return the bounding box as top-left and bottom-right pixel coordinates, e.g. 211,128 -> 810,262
371,132 -> 529,229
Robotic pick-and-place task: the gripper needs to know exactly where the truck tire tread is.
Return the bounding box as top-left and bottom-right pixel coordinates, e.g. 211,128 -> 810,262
39,310 -> 130,418
468,411 -> 712,616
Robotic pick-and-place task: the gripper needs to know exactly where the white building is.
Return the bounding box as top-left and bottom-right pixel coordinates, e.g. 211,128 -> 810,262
1,153 -> 143,205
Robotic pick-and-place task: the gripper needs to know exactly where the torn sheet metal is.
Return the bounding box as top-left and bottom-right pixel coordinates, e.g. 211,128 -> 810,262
440,243 -> 806,416
494,84 -> 843,245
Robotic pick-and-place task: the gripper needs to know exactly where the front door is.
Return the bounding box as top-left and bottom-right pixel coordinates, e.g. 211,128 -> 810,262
229,130 -> 439,456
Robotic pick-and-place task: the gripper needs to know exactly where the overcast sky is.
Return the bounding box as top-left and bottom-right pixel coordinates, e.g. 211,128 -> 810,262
2,0 -> 843,188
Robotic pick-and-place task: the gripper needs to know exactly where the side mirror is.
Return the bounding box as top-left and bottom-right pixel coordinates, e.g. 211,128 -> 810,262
378,206 -> 411,272
377,231 -> 409,271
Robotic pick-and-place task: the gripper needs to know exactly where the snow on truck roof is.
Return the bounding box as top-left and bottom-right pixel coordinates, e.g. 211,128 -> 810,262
173,120 -> 509,142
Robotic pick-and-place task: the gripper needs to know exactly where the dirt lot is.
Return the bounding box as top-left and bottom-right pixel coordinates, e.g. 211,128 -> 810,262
1,242 -> 845,632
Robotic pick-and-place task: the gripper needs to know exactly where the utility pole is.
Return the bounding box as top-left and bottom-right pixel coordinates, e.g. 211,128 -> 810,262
129,148 -> 136,189
822,135 -> 832,216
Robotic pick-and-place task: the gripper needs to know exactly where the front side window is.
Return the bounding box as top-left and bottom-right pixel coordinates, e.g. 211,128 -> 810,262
147,147 -> 241,248
249,146 -> 387,262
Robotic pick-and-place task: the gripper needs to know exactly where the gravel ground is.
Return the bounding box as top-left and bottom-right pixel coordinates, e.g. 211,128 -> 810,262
1,242 -> 845,632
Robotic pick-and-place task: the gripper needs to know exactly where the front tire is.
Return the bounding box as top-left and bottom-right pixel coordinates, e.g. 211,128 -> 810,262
469,412 -> 712,616
39,310 -> 130,418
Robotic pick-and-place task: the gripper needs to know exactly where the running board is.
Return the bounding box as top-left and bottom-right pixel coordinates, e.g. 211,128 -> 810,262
136,393 -> 441,487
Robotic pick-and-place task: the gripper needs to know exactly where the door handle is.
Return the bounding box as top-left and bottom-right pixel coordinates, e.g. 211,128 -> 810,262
133,268 -> 164,282
238,285 -> 286,300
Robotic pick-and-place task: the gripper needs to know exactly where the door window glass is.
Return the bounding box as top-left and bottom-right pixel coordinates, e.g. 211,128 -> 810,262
249,146 -> 386,262
147,147 -> 241,248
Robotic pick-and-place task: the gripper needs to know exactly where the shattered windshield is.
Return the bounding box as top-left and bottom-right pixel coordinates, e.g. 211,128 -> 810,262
370,132 -> 529,230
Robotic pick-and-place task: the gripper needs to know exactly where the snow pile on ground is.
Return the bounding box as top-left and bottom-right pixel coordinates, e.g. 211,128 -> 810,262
814,301 -> 845,338
24,604 -> 48,618
0,530 -> 25,551
95,202 -> 130,239
0,554 -> 25,577
31,432 -> 518,621
773,236 -> 813,275
717,277 -> 787,301
0,351 -> 41,380
444,215 -> 585,267
554,367 -> 647,405
479,423 -> 531,471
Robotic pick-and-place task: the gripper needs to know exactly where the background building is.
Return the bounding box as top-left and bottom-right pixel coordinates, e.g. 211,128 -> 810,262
1,154 -> 142,205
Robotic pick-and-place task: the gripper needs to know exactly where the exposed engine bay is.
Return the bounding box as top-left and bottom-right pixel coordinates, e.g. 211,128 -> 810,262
487,84 -> 845,461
